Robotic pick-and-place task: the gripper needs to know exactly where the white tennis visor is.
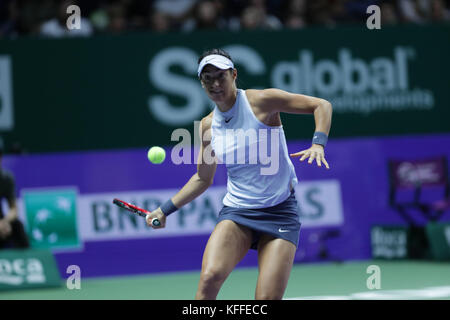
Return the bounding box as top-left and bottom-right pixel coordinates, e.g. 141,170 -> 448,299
197,54 -> 234,78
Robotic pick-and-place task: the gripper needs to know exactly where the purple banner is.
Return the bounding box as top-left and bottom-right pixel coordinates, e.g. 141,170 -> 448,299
389,157 -> 447,188
3,134 -> 450,278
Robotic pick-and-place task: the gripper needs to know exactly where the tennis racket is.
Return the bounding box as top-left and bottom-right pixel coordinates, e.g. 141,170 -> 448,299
112,198 -> 161,227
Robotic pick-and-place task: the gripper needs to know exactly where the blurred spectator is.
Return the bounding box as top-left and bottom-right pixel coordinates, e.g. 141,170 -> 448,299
240,6 -> 264,29
328,0 -> 356,24
1,0 -> 55,38
181,0 -> 227,32
430,0 -> 450,21
309,0 -> 356,27
381,0 -> 401,25
308,0 -> 335,26
285,15 -> 307,29
287,0 -> 307,18
219,0 -> 247,21
398,0 -> 450,23
398,0 -> 429,22
283,0 -> 307,29
126,0 -> 152,31
0,0 -> 20,38
0,138 -> 30,249
40,0 -> 93,37
148,10 -> 171,33
106,1 -> 127,34
239,0 -> 283,30
153,0 -> 198,27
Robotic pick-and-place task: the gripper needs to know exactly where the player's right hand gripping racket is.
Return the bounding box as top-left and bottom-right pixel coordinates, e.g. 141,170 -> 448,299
112,198 -> 161,227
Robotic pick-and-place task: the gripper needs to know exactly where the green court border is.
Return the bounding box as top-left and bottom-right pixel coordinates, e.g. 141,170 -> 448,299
1,261 -> 449,300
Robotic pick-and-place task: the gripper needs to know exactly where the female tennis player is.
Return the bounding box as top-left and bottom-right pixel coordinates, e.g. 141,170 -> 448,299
146,48 -> 332,300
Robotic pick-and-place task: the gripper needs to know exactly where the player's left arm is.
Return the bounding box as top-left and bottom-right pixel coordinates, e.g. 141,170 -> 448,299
5,174 -> 18,223
257,88 -> 332,169
5,198 -> 18,223
0,176 -> 17,238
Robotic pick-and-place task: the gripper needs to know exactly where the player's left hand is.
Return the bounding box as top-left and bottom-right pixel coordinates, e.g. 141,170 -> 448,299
290,144 -> 330,169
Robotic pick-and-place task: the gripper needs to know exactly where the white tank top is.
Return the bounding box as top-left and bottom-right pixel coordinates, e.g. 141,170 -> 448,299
211,89 -> 298,208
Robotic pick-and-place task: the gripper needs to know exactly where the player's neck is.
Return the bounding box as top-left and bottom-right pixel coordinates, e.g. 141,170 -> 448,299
216,88 -> 238,112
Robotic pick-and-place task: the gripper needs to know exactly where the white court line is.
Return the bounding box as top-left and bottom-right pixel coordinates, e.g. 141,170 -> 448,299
286,286 -> 450,300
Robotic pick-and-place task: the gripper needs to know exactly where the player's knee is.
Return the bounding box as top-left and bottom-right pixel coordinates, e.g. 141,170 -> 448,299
200,268 -> 227,287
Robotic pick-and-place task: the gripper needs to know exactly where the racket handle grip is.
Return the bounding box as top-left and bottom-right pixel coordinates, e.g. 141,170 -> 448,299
151,218 -> 161,227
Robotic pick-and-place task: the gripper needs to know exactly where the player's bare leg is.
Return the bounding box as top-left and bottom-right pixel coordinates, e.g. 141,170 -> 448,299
196,220 -> 252,300
254,235 -> 297,300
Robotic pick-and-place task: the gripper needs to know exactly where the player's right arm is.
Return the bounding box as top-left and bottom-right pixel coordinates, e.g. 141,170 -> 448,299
146,113 -> 217,228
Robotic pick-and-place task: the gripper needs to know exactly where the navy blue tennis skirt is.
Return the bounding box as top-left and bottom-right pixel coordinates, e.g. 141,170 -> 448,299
216,190 -> 301,250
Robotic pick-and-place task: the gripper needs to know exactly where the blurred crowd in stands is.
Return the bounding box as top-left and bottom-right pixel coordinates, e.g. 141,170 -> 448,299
0,0 -> 449,38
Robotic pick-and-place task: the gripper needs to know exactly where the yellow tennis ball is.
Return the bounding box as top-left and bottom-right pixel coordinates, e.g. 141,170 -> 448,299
147,146 -> 166,164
